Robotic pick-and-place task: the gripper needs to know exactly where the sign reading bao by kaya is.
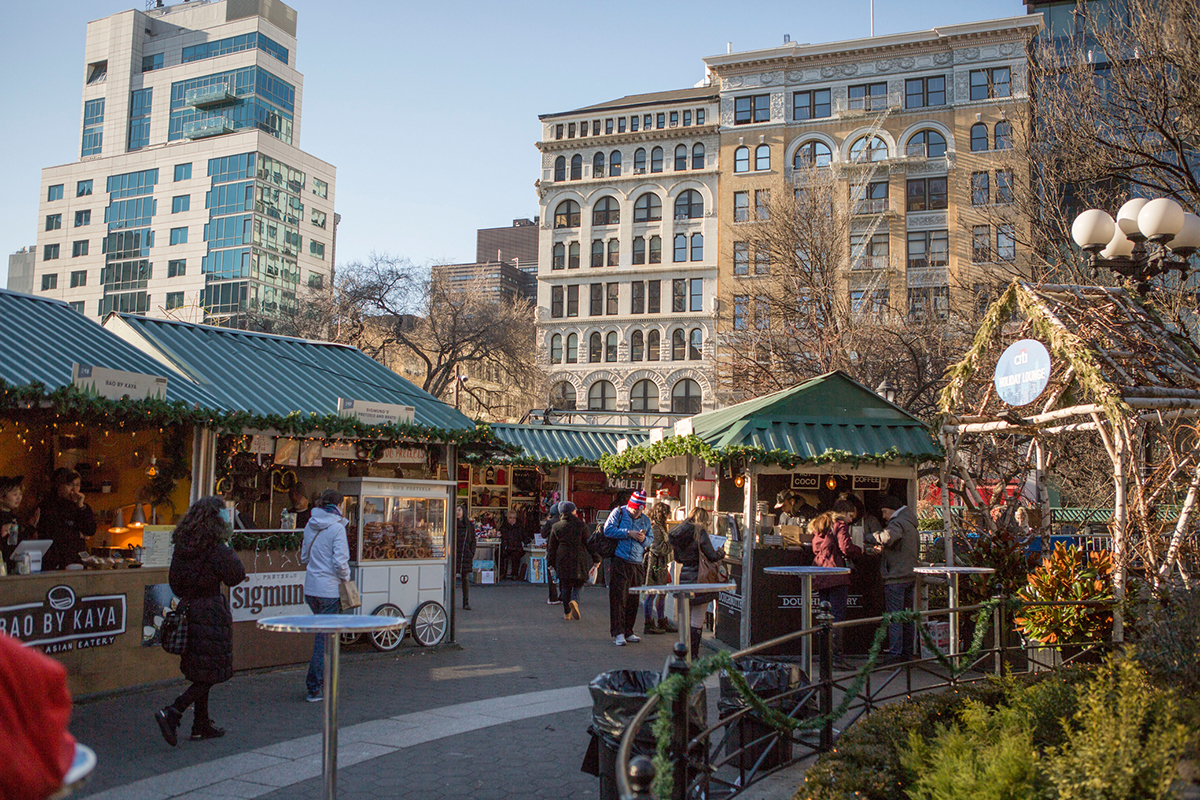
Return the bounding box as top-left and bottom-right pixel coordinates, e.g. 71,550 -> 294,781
0,585 -> 127,654
994,339 -> 1052,407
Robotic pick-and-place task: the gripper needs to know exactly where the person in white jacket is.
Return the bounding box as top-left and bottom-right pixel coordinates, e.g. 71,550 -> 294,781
300,489 -> 350,703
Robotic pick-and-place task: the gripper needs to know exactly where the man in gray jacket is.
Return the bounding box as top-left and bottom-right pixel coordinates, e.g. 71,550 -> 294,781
300,489 -> 350,702
867,495 -> 919,662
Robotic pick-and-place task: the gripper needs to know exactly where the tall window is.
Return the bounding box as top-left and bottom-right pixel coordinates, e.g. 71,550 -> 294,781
81,98 -> 104,157
907,230 -> 950,269
794,140 -> 832,168
554,157 -> 566,182
593,196 -> 619,226
755,144 -> 771,171
675,190 -> 703,219
906,130 -> 946,158
849,136 -> 888,162
566,333 -> 578,362
972,172 -> 990,205
551,382 -> 576,410
674,234 -> 688,263
905,76 -> 945,108
755,249 -> 770,275
690,278 -> 703,311
970,67 -> 1011,101
690,234 -> 703,261
997,224 -> 1016,261
634,193 -> 662,222
606,282 -> 619,314
672,379 -> 701,414
551,286 -> 564,317
552,243 -> 565,270
671,329 -> 686,361
631,330 -> 645,361
592,240 -> 604,268
589,381 -> 615,411
590,284 -> 603,315
848,82 -> 888,111
793,88 -> 831,120
675,145 -> 688,171
608,239 -> 619,266
996,170 -> 1014,204
648,236 -> 662,264
973,225 -> 991,262
906,177 -> 948,212
127,87 -> 153,151
734,242 -> 749,275
734,146 -> 750,173
650,147 -> 663,173
634,148 -> 647,172
754,296 -> 770,329
570,154 -> 583,180
589,332 -> 602,362
569,242 -> 580,269
632,237 -> 646,265
692,143 -> 705,169
606,331 -> 618,361
593,151 -> 605,177
610,150 -> 622,176
970,123 -> 989,152
734,94 -> 770,124
554,200 -> 580,228
631,281 -> 645,313
755,190 -> 770,221
688,329 -> 703,360
672,279 -> 686,313
994,121 -> 1013,150
733,192 -> 749,222
647,330 -> 660,361
550,334 -> 563,363
733,296 -> 749,330
630,379 -> 658,412
567,284 -> 579,316
648,280 -> 661,312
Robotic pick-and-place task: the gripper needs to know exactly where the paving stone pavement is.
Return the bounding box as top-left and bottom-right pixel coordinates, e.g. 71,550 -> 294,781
71,581 -> 805,799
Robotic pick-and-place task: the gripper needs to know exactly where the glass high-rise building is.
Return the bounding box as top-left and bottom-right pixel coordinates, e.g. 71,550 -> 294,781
31,0 -> 336,329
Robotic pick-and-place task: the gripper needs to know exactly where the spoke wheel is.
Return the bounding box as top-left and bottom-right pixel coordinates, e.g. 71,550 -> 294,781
339,633 -> 362,646
411,601 -> 448,647
369,603 -> 406,652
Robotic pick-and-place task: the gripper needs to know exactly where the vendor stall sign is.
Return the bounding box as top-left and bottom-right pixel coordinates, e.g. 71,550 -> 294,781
790,474 -> 820,490
229,572 -> 308,622
377,447 -> 425,465
72,363 -> 167,401
0,585 -> 126,653
337,398 -> 415,426
993,339 -> 1052,407
606,474 -> 644,492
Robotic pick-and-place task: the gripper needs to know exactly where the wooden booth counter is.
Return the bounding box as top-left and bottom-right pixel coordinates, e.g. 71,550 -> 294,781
230,548 -> 314,671
0,567 -> 181,697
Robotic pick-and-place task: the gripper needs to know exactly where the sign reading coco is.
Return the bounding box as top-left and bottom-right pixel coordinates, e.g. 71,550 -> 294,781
0,585 -> 127,653
994,339 -> 1052,407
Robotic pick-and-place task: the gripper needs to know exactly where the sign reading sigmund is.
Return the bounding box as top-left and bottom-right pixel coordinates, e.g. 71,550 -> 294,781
229,572 -> 308,622
0,585 -> 127,654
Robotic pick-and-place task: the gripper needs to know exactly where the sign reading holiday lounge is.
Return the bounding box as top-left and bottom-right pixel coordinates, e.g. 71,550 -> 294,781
0,585 -> 127,653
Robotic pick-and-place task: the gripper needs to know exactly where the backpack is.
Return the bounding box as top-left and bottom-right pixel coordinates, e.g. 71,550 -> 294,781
587,510 -> 621,559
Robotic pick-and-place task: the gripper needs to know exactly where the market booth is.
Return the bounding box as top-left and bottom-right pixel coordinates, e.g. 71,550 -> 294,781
103,314 -> 486,658
0,291 -> 228,695
600,372 -> 942,655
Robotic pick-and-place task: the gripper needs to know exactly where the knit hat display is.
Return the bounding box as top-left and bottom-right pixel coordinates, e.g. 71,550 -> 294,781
627,491 -> 647,511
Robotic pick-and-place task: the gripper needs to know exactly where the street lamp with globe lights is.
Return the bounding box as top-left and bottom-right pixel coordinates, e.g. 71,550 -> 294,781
1071,197 -> 1200,294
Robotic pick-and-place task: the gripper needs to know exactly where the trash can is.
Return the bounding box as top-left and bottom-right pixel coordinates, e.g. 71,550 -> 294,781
582,669 -> 705,800
717,658 -> 811,770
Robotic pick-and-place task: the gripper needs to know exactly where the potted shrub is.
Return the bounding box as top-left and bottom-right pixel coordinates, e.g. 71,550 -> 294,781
1015,544 -> 1113,665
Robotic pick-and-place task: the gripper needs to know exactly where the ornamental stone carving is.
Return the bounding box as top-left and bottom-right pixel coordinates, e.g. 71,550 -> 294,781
770,92 -> 785,119
958,47 -> 981,62
906,157 -> 950,175
955,72 -> 969,102
759,71 -> 782,85
724,76 -> 744,89
875,57 -> 914,73
786,70 -> 804,82
820,63 -> 858,78
1000,43 -> 1017,56
906,211 -> 948,230
933,52 -> 953,65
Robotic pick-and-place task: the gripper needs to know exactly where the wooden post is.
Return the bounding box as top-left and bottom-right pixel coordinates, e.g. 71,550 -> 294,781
1156,461 -> 1200,588
1112,427 -> 1128,643
740,463 -> 758,650
940,431 -> 955,566
1034,440 -> 1052,538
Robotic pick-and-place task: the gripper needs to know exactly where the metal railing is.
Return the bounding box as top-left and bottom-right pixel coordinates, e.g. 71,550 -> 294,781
614,598 -> 1115,799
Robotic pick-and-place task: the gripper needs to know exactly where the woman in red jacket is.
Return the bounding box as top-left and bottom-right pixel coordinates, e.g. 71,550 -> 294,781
809,499 -> 863,667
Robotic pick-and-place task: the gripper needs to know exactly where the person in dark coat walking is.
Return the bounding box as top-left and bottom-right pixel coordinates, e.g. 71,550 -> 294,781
669,507 -> 724,660
455,504 -> 476,611
540,503 -> 562,603
37,468 -> 96,572
155,497 -> 247,746
546,502 -> 598,621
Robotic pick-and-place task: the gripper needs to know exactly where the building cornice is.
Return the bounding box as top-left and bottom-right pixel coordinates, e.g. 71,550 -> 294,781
537,124 -> 720,153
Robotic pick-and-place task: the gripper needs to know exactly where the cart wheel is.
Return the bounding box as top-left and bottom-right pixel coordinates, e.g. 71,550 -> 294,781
339,633 -> 362,646
411,601 -> 448,647
369,603 -> 406,652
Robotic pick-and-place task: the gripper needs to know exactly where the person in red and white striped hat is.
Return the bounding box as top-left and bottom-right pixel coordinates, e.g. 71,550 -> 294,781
603,490 -> 652,645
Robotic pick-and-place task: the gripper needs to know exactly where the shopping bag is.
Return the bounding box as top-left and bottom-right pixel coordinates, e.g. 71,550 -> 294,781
338,580 -> 361,610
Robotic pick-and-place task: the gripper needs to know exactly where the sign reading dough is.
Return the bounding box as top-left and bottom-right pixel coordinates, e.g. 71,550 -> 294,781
229,571 -> 308,622
73,363 -> 168,401
337,398 -> 415,426
0,585 -> 127,653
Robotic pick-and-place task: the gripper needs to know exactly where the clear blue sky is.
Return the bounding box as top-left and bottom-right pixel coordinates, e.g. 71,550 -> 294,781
0,0 -> 1026,282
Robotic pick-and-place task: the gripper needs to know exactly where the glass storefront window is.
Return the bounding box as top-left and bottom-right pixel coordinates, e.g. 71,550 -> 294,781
350,496 -> 445,561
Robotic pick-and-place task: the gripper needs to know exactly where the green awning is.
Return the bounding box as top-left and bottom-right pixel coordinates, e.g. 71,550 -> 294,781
488,424 -> 650,465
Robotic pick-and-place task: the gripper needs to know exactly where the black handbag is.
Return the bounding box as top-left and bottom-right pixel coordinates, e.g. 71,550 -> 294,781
160,600 -> 189,656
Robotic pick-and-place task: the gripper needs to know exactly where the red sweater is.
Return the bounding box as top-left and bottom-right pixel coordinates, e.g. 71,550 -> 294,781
811,516 -> 863,590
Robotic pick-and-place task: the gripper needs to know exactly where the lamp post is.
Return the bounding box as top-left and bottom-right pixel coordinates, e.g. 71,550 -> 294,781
876,379 -> 898,404
453,374 -> 468,410
1070,197 -> 1200,294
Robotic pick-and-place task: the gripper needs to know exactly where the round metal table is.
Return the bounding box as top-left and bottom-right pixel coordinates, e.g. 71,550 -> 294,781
913,566 -> 995,655
629,583 -> 736,666
258,614 -> 407,799
763,566 -> 851,677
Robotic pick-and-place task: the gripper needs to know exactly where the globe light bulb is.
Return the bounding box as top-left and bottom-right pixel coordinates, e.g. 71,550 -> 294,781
1167,212 -> 1200,254
1100,227 -> 1135,259
1115,198 -> 1148,237
1071,209 -> 1115,251
1137,197 -> 1185,241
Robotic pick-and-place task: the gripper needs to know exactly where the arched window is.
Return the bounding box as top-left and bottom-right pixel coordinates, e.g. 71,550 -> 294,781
554,200 -> 580,229
691,233 -> 703,261
794,141 -> 832,168
630,379 -> 659,412
755,144 -> 771,170
688,328 -> 702,360
554,156 -> 566,182
552,242 -> 565,270
610,150 -> 622,177
588,380 -> 615,411
588,332 -> 602,363
734,146 -> 750,173
692,143 -> 705,170
634,193 -> 662,222
605,331 -> 617,362
550,334 -> 562,363
550,382 -> 576,411
634,147 -> 647,172
570,154 -> 583,180
630,330 -> 644,361
592,151 -> 605,177
675,144 -> 688,171
607,239 -> 619,266
906,130 -> 947,158
650,146 -> 664,173
566,333 -> 578,363
970,123 -> 988,152
994,121 -> 1012,150
674,189 -> 703,219
647,329 -> 660,361
672,379 -> 701,414
592,196 -> 620,226
849,135 -> 888,162
671,329 -> 686,361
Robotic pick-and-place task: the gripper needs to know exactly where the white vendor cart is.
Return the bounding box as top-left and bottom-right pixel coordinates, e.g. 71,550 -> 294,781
337,477 -> 453,650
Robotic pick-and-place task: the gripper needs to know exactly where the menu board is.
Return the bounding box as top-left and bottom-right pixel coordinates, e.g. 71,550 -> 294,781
352,496 -> 445,561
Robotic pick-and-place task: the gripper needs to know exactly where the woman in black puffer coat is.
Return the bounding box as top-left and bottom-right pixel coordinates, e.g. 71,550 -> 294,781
546,502 -> 599,621
155,497 -> 247,746
669,507 -> 725,660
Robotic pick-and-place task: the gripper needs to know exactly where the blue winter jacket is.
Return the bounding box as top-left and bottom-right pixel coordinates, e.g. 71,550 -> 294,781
603,506 -> 652,564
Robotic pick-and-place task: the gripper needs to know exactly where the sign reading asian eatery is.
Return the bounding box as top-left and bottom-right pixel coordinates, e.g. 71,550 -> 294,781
337,398 -> 415,426
0,585 -> 127,654
72,363 -> 168,401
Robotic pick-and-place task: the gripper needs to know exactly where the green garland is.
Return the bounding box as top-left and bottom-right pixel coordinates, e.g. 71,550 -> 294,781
229,529 -> 303,551
598,433 -> 943,476
646,600 -> 1010,799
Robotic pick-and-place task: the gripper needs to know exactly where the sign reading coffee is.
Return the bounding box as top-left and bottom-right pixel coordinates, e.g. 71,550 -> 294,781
230,572 -> 308,622
0,585 -> 127,653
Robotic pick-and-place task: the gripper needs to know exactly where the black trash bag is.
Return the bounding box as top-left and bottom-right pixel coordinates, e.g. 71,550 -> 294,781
589,669 -> 663,740
718,658 -> 802,708
717,658 -> 808,771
